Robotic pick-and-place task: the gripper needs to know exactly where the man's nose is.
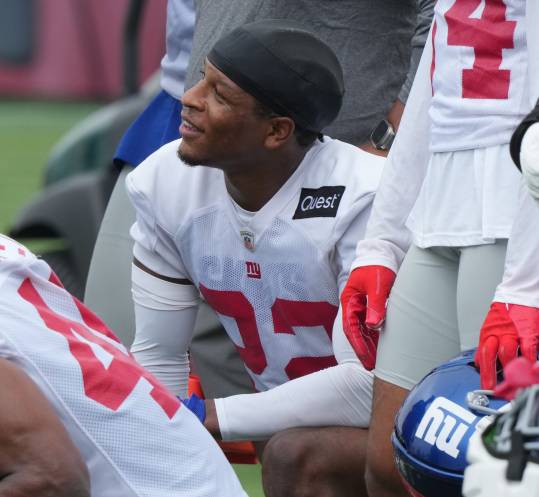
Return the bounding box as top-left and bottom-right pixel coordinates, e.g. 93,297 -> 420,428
181,80 -> 206,111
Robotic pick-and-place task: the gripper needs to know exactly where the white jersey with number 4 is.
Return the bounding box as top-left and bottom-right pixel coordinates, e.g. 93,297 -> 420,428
0,235 -> 246,497
127,137 -> 383,392
430,0 -> 528,152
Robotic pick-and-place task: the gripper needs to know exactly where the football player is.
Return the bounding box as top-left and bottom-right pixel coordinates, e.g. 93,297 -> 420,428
474,97 -> 539,391
127,20 -> 383,497
0,234 -> 247,497
340,1 -> 539,496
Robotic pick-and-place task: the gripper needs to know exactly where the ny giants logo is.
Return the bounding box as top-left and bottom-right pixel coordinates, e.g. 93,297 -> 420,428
246,261 -> 261,279
415,397 -> 476,458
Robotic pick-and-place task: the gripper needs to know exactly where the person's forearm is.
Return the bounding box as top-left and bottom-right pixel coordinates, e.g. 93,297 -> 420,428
494,181 -> 539,308
0,359 -> 90,497
212,363 -> 373,441
130,262 -> 199,397
352,27 -> 434,273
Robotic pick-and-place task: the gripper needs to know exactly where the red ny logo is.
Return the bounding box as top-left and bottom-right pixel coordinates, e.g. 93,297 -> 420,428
246,261 -> 261,279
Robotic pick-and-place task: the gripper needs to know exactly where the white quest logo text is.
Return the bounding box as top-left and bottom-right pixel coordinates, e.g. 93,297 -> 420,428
300,193 -> 341,212
414,397 -> 476,458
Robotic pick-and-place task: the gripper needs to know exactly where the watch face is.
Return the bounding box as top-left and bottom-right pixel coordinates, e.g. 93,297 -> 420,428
371,120 -> 390,144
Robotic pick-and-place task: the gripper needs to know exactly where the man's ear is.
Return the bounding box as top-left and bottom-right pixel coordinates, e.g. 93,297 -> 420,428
264,117 -> 295,149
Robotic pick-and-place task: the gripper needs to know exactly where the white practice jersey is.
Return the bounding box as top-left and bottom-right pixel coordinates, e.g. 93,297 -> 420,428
127,138 -> 383,392
430,0 -> 528,152
352,0 -> 539,271
0,235 -> 246,497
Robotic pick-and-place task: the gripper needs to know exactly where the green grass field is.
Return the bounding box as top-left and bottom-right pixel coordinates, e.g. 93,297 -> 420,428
0,98 -> 264,496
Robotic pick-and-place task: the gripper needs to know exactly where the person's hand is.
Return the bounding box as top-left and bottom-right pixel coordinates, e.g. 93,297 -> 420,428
493,357 -> 539,401
340,265 -> 396,370
521,122 -> 539,201
180,393 -> 206,423
475,302 -> 539,390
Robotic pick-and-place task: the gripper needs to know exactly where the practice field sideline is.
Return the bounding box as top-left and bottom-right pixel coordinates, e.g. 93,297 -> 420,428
0,99 -> 264,496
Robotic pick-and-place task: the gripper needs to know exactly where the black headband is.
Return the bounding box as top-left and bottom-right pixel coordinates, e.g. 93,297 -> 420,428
207,19 -> 344,133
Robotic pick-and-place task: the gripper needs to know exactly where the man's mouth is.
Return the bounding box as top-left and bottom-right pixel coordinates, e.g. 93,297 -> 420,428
181,116 -> 203,133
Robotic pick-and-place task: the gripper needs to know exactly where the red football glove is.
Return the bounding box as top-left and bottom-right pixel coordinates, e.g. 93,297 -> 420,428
475,302 -> 539,390
493,357 -> 539,401
340,265 -> 396,370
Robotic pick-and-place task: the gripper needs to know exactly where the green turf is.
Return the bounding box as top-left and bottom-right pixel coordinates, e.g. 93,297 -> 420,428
0,98 -> 265,496
0,100 -> 100,231
234,464 -> 264,496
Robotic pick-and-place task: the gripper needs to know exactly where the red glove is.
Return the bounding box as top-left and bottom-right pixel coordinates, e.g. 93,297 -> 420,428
340,265 -> 396,370
493,357 -> 539,401
475,302 -> 539,390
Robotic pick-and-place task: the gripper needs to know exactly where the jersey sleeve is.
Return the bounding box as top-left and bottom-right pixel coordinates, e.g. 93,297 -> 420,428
125,150 -> 191,280
351,26 -> 434,273
214,360 -> 373,441
214,304 -> 372,440
494,180 -> 539,307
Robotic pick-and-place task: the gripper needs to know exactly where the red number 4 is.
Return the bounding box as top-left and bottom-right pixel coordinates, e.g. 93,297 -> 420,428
445,0 -> 516,99
18,276 -> 180,419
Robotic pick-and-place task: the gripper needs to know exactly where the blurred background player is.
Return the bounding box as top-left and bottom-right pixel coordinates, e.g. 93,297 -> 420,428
126,20 -> 383,497
84,0 -> 434,403
0,234 -> 247,497
340,1 -> 539,496
84,0 -> 195,347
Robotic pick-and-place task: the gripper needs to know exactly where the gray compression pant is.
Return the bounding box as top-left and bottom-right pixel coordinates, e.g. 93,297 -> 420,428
375,241 -> 508,390
84,166 -> 253,398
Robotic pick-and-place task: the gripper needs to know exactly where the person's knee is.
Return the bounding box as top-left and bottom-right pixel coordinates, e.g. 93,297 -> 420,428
262,429 -> 327,497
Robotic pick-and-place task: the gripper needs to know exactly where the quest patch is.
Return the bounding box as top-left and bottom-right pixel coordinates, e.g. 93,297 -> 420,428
293,186 -> 346,219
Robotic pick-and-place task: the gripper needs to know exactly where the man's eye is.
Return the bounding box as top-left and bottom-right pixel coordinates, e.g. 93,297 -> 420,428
199,70 -> 206,79
214,88 -> 225,101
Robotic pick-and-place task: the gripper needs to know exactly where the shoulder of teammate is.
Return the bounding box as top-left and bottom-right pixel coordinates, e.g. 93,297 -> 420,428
125,139 -> 221,234
0,235 -> 40,287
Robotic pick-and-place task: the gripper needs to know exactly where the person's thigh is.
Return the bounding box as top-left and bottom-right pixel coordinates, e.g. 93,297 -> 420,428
457,239 -> 508,349
261,426 -> 368,497
84,166 -> 136,345
366,245 -> 463,497
375,244 -> 461,389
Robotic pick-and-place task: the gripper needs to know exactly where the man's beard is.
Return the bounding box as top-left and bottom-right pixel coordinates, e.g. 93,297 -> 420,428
177,144 -> 201,166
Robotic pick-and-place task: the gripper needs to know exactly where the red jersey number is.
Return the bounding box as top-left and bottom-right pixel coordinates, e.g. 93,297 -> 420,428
18,276 -> 180,418
445,0 -> 516,99
200,284 -> 338,381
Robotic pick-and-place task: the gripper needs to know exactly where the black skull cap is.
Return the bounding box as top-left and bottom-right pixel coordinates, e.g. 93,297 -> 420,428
207,19 -> 344,133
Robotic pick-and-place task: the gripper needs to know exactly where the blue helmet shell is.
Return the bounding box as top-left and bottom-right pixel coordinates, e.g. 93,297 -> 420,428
392,349 -> 508,497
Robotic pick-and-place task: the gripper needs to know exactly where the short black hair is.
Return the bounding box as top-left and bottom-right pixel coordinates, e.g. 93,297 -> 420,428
252,99 -> 321,148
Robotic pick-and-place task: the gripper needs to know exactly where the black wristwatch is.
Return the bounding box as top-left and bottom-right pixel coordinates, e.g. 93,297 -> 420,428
370,119 -> 396,151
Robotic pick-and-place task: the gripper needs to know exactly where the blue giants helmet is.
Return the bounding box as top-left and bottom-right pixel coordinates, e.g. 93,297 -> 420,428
392,349 -> 509,497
